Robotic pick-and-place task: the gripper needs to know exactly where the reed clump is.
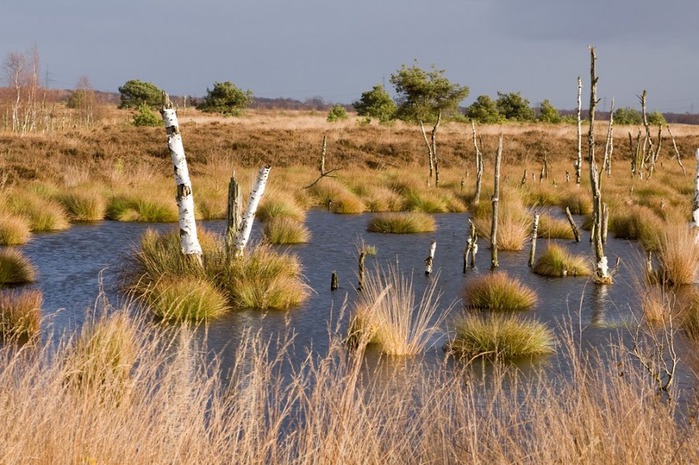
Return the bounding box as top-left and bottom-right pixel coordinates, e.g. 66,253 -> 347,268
653,224 -> 699,285
367,211 -> 436,234
0,213 -> 32,245
349,264 -> 451,355
449,312 -> 555,360
145,276 -> 229,321
0,289 -> 42,339
8,191 -> 70,231
533,244 -> 592,278
537,213 -> 575,240
462,272 -> 538,312
106,195 -> 179,222
263,217 -> 311,244
610,204 -> 663,250
56,189 -> 106,222
257,192 -> 307,222
310,178 -> 365,214
0,249 -> 37,284
473,199 -> 530,251
560,190 -> 593,216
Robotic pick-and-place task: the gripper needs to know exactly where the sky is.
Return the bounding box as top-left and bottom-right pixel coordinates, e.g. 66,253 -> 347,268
0,0 -> 697,112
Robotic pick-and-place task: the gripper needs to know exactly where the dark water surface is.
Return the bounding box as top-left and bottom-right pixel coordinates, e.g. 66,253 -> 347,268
16,210 -> 696,391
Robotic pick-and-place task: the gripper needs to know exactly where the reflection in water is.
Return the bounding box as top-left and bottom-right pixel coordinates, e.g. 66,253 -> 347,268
10,211 -> 663,386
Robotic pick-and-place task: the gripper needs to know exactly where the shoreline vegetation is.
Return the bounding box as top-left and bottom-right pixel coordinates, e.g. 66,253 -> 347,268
3,106 -> 699,462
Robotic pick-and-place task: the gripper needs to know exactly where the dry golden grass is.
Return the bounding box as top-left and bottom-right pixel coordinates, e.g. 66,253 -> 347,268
0,289 -> 42,339
533,244 -> 592,278
462,272 -> 538,312
0,212 -> 32,245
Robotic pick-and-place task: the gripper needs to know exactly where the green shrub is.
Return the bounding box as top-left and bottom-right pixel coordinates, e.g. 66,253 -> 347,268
327,104 -> 349,122
132,103 -> 162,127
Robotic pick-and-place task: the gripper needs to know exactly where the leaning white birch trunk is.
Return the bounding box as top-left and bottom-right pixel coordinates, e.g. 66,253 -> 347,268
234,166 -> 271,257
161,95 -> 202,259
692,149 -> 699,226
575,76 -> 583,184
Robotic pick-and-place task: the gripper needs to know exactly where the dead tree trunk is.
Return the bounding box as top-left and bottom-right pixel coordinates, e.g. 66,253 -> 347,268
472,121 -> 484,205
565,207 -> 581,242
234,166 -> 271,257
225,174 -> 242,263
528,213 -> 540,267
160,93 -> 202,262
693,149 -> 699,225
649,125 -> 663,179
464,219 -> 478,272
490,135 -> 503,270
320,134 -> 327,176
420,111 -> 442,186
576,76 -> 583,184
357,252 -> 366,292
603,98 -> 615,177
587,47 -> 611,284
667,125 -> 687,176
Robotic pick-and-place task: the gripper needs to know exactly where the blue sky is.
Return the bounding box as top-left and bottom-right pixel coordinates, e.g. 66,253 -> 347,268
1,0 -> 697,112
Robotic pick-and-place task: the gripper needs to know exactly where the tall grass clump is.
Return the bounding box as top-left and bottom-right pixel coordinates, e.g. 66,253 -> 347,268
403,189 -> 450,213
0,213 -> 32,245
610,204 -> 664,251
349,264 -> 452,355
57,190 -> 106,222
654,224 -> 699,285
367,211 -> 436,234
8,191 -> 70,231
533,244 -> 592,278
224,245 -> 310,310
106,195 -> 179,222
0,249 -> 37,284
449,313 -> 555,360
64,308 -> 139,397
537,213 -> 575,240
310,178 -> 365,214
263,217 -> 311,244
0,289 -> 42,339
257,192 -> 306,222
462,272 -> 538,312
560,191 -> 593,216
145,276 -> 229,321
473,200 -> 530,250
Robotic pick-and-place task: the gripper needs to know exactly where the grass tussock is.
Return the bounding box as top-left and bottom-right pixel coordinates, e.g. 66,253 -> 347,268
56,190 -> 106,222
0,289 -> 42,339
0,249 -> 37,284
449,312 -> 555,360
0,213 -> 32,245
357,185 -> 404,212
462,272 -> 538,312
653,224 -> 699,285
257,192 -> 307,222
349,264 -> 451,355
263,217 -> 311,244
403,189 -> 450,213
131,228 -> 309,313
533,244 -> 592,278
311,179 -> 365,214
106,195 -> 179,222
145,276 -> 229,321
0,284 -> 697,463
7,191 -> 70,231
560,190 -> 593,216
367,211 -> 436,234
225,245 -> 310,310
473,200 -> 530,251
537,213 -> 575,240
611,204 -> 664,250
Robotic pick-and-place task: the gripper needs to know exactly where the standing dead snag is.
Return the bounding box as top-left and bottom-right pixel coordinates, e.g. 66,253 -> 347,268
564,207 -> 581,242
528,213 -> 539,267
491,135 -> 503,270
693,149 -> 699,226
603,98 -> 615,177
587,47 -> 611,284
420,113 -> 442,186
160,93 -> 202,262
234,166 -> 271,257
667,125 -> 686,176
575,76 -> 583,185
225,174 -> 242,263
472,121 -> 484,205
464,219 -> 478,272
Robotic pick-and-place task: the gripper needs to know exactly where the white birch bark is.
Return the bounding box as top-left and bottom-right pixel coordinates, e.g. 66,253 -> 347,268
234,165 -> 271,256
161,99 -> 202,258
576,76 -> 583,184
424,240 -> 436,275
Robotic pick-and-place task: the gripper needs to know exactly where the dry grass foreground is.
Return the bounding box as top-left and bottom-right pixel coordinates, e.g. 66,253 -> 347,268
0,296 -> 697,464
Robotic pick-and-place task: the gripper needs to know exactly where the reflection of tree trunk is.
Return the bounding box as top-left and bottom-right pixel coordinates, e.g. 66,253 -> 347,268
590,284 -> 609,327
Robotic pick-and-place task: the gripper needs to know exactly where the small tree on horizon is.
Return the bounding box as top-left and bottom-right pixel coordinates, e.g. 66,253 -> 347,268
390,62 -> 469,186
198,81 -> 252,116
538,99 -> 561,123
118,79 -> 163,109
465,95 -> 502,123
496,91 -> 535,121
353,84 -> 397,123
